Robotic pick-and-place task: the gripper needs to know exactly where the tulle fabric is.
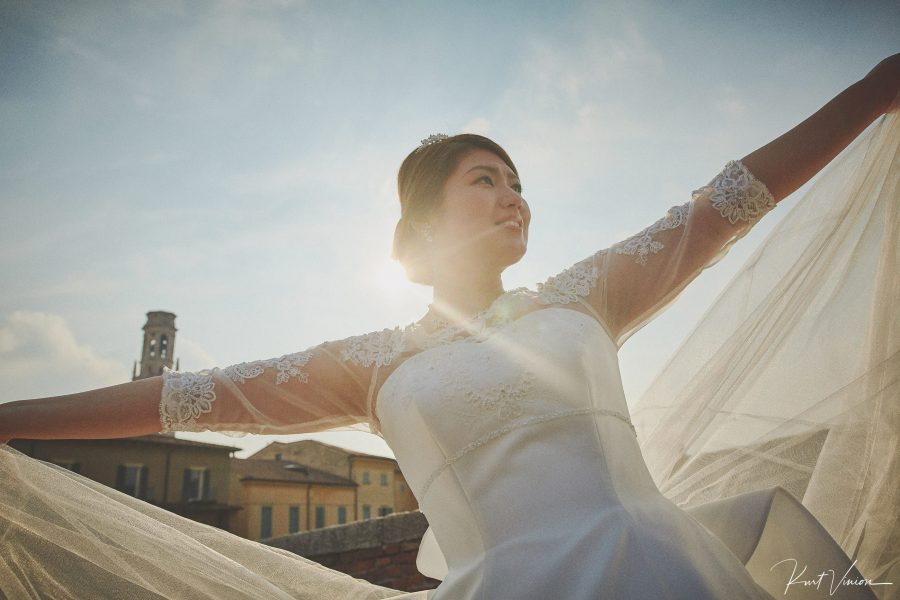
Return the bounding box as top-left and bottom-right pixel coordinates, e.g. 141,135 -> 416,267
632,108 -> 900,597
0,108 -> 896,599
0,444 -> 427,599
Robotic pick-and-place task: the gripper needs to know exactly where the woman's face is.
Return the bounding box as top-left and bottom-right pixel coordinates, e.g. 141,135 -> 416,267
429,149 -> 531,272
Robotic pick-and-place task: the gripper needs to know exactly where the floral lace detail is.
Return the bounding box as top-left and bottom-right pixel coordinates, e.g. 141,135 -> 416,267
701,159 -> 776,225
613,202 -> 692,265
160,367 -> 216,432
464,371 -> 535,421
222,350 -> 312,385
612,160 -> 775,266
536,250 -> 607,304
341,326 -> 410,368
417,406 -> 636,499
411,287 -> 534,351
160,350 -> 314,431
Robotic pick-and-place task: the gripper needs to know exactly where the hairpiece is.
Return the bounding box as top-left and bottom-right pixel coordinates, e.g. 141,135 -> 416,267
416,133 -> 449,152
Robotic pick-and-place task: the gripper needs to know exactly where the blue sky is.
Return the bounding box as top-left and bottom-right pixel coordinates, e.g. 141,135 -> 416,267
1,1 -> 897,458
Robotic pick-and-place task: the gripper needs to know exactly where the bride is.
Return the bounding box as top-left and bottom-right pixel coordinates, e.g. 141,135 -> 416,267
1,55 -> 898,600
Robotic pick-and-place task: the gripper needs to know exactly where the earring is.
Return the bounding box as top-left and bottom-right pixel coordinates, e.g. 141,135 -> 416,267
420,223 -> 434,243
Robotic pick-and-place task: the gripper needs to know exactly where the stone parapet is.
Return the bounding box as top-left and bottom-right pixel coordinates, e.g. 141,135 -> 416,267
266,510 -> 438,593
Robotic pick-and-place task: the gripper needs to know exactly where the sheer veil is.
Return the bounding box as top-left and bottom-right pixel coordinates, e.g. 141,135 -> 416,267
633,107 -> 900,591
1,107 -> 896,600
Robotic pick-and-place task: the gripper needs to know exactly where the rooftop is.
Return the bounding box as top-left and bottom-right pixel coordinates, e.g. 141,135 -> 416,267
232,458 -> 357,487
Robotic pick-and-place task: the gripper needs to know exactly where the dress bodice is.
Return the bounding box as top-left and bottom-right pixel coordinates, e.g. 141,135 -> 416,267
378,307 -> 640,507
377,308 -> 772,599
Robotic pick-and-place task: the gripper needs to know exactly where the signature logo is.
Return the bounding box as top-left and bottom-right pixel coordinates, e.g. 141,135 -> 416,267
771,558 -> 893,596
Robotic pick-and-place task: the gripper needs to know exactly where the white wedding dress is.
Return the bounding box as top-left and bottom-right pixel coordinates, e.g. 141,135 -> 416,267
2,111 -> 898,599
379,305 -> 780,599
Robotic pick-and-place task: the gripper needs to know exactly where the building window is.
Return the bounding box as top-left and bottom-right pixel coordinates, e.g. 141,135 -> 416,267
362,504 -> 371,520
51,460 -> 81,474
379,472 -> 388,486
160,334 -> 168,359
362,471 -> 370,484
182,467 -> 210,502
274,453 -> 283,461
315,506 -> 326,529
261,506 -> 272,539
149,338 -> 156,358
116,465 -> 148,499
378,506 -> 393,517
337,506 -> 347,524
289,506 -> 300,534
400,483 -> 406,492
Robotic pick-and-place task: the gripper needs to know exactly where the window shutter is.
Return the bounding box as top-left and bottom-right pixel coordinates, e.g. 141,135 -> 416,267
182,468 -> 191,502
261,506 -> 273,539
139,466 -> 149,499
201,469 -> 210,501
115,465 -> 126,491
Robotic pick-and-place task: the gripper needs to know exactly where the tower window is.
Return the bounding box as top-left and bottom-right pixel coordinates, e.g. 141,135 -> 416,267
160,334 -> 168,359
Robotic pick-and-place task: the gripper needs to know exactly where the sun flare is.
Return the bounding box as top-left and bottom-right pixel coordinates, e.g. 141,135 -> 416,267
375,259 -> 414,295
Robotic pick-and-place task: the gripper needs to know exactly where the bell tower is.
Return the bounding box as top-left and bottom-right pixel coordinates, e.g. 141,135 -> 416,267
133,311 -> 179,380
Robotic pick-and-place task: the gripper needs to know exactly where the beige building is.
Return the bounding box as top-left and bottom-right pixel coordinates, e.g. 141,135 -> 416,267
230,458 -> 357,540
250,440 -> 418,520
10,434 -> 241,530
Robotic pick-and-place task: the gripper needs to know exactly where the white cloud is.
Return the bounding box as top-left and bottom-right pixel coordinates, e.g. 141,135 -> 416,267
170,336 -> 219,372
713,85 -> 748,119
0,311 -> 128,403
462,117 -> 492,135
491,18 -> 665,192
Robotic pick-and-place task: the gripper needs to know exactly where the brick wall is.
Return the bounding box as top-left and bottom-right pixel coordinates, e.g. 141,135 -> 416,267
266,510 -> 439,593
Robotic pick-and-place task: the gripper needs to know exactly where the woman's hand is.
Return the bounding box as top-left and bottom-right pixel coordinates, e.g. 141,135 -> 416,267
864,53 -> 900,113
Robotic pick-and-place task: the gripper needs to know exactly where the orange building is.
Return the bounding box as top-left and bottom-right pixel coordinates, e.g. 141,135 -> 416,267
250,440 -> 418,520
230,458 -> 358,540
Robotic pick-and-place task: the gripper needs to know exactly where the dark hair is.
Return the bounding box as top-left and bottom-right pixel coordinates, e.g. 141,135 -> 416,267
392,134 -> 518,286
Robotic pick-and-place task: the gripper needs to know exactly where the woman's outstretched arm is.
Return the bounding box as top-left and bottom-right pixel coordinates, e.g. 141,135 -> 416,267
741,53 -> 900,201
0,376 -> 163,443
560,54 -> 899,348
1,327 -> 402,444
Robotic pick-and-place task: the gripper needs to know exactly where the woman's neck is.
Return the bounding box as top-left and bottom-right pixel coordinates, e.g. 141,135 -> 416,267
429,267 -> 504,323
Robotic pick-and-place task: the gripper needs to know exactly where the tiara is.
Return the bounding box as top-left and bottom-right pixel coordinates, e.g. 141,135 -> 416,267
415,133 -> 449,152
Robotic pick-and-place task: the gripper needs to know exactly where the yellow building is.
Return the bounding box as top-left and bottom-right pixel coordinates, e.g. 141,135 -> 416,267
249,440 -> 418,521
9,434 -> 241,530
230,458 -> 358,540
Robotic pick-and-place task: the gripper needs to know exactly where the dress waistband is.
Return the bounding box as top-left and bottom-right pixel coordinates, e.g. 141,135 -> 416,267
418,407 -> 635,499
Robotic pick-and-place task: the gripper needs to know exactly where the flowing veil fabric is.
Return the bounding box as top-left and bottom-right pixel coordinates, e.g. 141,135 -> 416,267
632,108 -> 900,597
1,109 -> 897,600
0,442 -> 426,599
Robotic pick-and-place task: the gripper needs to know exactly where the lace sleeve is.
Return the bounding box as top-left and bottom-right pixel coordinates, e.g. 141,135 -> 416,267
602,160 -> 776,347
534,160 -> 775,349
158,327 -> 409,436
